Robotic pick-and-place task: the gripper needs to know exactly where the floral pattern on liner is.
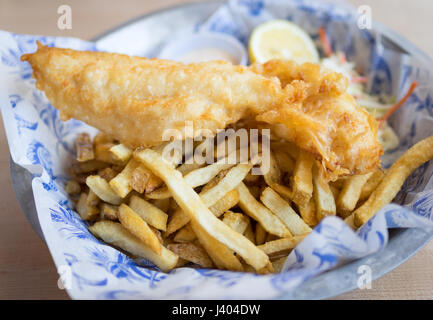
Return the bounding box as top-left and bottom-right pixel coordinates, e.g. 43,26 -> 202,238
1,0 -> 433,299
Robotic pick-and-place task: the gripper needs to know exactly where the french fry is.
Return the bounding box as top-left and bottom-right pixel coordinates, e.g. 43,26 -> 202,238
222,212 -> 249,234
243,222 -> 256,244
255,222 -> 267,245
351,135 -> 433,227
359,169 -> 385,202
190,219 -> 244,271
76,192 -> 99,220
166,208 -> 190,235
237,182 -> 291,238
109,159 -> 140,198
100,203 -> 118,221
166,186 -> 239,235
143,141 -> 184,194
150,226 -> 164,243
337,173 -> 373,218
297,198 -> 318,227
72,159 -> 108,173
174,224 -> 197,243
167,243 -> 214,268
86,175 -> 122,205
65,180 -> 81,195
313,168 -> 336,221
200,171 -> 225,193
260,187 -> 311,235
95,142 -> 116,163
266,233 -> 278,242
269,183 -> 292,201
274,150 -> 295,174
209,189 -> 239,217
150,198 -> 170,213
258,235 -> 307,255
75,132 -> 94,162
128,195 -> 168,231
271,256 -> 288,273
145,174 -> 163,193
241,262 -> 256,273
200,163 -> 252,207
98,167 -> 118,182
176,162 -> 206,175
86,189 -> 100,207
130,165 -> 151,194
109,143 -> 132,163
89,221 -> 178,272
344,214 -> 357,229
291,150 -> 314,207
135,149 -> 272,273
166,165 -> 248,234
146,156 -> 233,199
118,204 -> 162,254
263,150 -> 282,186
268,250 -> 291,261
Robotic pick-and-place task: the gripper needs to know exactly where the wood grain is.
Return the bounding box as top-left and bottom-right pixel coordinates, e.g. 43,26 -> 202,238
0,0 -> 432,300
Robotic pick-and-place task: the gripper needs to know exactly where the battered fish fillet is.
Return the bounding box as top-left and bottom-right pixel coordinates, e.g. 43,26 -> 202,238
21,42 -> 382,178
251,60 -> 383,177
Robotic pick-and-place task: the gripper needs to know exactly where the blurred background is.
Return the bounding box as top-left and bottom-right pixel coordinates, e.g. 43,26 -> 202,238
0,0 -> 432,300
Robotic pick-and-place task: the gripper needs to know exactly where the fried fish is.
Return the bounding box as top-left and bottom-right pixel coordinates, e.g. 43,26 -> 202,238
21,42 -> 382,179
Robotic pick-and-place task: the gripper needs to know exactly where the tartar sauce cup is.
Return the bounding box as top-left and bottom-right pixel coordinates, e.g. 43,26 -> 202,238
158,32 -> 248,65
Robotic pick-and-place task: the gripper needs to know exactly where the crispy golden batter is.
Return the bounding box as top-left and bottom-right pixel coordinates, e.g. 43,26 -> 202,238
21,42 -> 382,178
252,60 -> 382,177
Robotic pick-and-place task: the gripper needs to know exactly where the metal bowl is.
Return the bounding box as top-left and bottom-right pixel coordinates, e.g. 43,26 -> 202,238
10,0 -> 433,299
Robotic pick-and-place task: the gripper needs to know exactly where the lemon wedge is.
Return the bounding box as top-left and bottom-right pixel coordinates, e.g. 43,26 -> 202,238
249,20 -> 319,64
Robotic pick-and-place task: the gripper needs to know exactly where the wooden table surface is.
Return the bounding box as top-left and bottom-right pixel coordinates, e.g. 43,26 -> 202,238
0,0 -> 432,300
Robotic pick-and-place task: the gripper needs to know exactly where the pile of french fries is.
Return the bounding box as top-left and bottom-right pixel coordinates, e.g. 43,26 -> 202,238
66,131 -> 433,274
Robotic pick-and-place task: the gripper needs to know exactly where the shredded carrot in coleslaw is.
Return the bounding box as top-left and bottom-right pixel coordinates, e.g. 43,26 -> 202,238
319,27 -> 332,57
340,52 -> 346,64
351,76 -> 368,83
378,81 -> 418,126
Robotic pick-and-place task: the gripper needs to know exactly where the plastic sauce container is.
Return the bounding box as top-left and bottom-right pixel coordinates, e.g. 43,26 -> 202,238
158,32 -> 248,65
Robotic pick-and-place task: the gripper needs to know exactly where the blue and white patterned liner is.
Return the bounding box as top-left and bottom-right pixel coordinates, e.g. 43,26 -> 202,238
1,0 -> 433,299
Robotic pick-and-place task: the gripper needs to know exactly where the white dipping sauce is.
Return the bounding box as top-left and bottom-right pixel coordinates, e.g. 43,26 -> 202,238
179,48 -> 237,64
